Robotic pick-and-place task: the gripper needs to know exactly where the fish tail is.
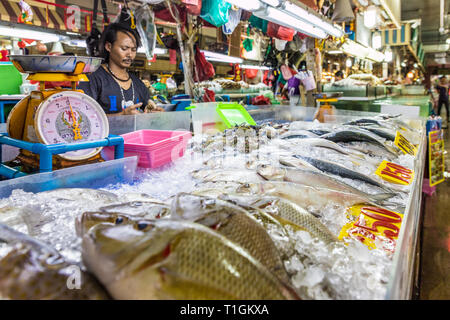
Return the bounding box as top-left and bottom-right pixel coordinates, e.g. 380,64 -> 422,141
370,192 -> 397,202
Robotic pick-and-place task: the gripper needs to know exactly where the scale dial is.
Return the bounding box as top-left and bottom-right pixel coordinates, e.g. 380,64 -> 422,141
35,91 -> 109,161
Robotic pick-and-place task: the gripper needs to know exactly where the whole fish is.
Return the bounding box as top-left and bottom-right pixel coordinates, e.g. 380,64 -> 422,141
218,194 -> 337,245
279,130 -> 319,139
99,201 -> 171,219
76,211 -> 136,237
280,137 -> 362,157
293,155 -> 394,193
259,197 -> 338,244
307,129 -> 331,136
235,181 -> 377,213
81,221 -> 299,299
171,193 -> 291,284
38,188 -> 119,204
344,118 -> 386,127
191,168 -> 265,183
278,156 -> 322,172
256,164 -> 395,201
361,126 -> 396,141
320,130 -> 398,157
0,223 -> 109,300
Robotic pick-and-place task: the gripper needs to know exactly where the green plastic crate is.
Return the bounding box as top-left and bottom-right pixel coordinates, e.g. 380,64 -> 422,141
216,103 -> 256,128
0,62 -> 22,95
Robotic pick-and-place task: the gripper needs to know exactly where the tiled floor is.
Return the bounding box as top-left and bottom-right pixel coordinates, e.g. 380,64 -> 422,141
419,125 -> 450,300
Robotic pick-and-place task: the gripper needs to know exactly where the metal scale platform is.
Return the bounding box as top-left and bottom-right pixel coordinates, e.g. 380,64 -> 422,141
0,55 -> 124,179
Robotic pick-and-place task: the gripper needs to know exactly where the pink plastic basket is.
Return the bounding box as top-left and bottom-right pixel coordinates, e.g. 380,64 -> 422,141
103,130 -> 192,168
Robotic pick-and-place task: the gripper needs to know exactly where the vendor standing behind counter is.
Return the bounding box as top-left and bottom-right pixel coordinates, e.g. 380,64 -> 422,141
78,23 -> 164,115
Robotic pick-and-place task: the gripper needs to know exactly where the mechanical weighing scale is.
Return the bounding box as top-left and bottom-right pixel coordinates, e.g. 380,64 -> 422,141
0,55 -> 124,177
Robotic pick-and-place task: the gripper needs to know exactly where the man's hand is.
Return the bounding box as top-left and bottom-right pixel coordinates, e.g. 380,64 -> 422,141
144,100 -> 165,113
121,102 -> 143,115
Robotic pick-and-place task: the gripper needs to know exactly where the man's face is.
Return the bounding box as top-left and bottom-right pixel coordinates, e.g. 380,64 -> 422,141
105,31 -> 137,68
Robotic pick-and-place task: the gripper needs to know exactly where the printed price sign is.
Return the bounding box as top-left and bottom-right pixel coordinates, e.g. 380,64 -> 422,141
428,130 -> 445,186
394,131 -> 418,156
339,205 -> 404,253
375,160 -> 414,185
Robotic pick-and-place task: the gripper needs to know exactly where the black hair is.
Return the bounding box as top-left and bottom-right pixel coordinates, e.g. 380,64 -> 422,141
99,23 -> 141,63
335,70 -> 344,78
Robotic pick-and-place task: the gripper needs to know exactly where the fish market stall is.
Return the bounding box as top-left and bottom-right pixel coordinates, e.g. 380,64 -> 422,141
0,106 -> 427,300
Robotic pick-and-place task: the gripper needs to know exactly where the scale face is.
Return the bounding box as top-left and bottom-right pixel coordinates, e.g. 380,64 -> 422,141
35,91 -> 109,161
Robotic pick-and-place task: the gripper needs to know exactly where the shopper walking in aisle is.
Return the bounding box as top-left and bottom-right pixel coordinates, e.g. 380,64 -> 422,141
435,76 -> 449,122
79,23 -> 164,115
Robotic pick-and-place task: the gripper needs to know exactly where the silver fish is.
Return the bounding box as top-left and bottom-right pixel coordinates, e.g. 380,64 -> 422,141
293,155 -> 394,193
256,164 -> 395,201
235,181 -> 377,214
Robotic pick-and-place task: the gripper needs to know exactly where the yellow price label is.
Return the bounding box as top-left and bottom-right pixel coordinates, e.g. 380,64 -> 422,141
375,160 -> 414,185
394,131 -> 417,156
339,205 -> 404,253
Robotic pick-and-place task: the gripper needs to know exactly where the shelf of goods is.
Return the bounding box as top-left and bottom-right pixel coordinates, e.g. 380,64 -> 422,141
0,106 -> 426,300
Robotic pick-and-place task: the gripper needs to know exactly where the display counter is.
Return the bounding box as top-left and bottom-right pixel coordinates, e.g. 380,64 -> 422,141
0,106 -> 426,300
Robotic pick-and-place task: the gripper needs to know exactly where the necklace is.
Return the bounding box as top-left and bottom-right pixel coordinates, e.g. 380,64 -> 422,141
118,80 -> 135,109
107,64 -> 130,82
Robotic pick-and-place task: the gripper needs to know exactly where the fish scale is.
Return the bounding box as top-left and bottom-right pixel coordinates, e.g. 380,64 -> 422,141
82,221 -> 298,300
171,194 -> 291,284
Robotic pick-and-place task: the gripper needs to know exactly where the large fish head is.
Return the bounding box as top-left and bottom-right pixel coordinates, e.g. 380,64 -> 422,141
82,220 -> 175,286
76,212 -> 133,237
171,193 -> 242,226
256,164 -> 285,181
236,182 -> 276,195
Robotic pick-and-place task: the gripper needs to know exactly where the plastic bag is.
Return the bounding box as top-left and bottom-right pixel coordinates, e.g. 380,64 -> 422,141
245,68 -> 258,79
200,0 -> 231,27
274,38 -> 288,51
135,6 -> 157,61
194,46 -> 215,82
296,71 -> 316,91
266,22 -> 296,41
249,15 -> 268,33
181,0 -> 202,16
222,8 -> 242,34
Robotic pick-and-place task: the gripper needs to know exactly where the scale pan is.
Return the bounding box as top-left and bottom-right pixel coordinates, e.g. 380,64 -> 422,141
9,55 -> 103,73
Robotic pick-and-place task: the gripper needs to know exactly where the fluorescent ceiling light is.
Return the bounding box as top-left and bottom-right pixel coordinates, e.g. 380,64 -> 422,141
282,2 -> 343,38
65,39 -> 86,48
358,0 -> 369,6
327,50 -> 343,54
137,47 -> 168,55
342,39 -> 384,62
224,0 -> 261,11
201,50 -> 243,64
260,0 -> 280,6
240,64 -> 271,70
254,6 -> 327,39
0,25 -> 62,43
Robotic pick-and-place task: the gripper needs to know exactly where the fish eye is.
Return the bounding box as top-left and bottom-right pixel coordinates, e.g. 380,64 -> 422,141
115,217 -> 124,225
136,221 -> 152,231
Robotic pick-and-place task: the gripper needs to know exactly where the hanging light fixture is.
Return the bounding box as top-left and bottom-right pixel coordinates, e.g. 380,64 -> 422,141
372,31 -> 382,50
346,58 -> 353,68
364,5 -> 378,29
384,46 -> 393,62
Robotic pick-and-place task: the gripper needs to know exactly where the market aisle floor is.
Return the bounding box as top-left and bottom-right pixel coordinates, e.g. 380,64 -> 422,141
419,126 -> 450,300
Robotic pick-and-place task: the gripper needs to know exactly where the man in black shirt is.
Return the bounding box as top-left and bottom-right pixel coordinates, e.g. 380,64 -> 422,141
79,23 -> 164,115
435,76 -> 449,122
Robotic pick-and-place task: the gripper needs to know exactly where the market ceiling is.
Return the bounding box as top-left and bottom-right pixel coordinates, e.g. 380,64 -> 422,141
401,0 -> 449,48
